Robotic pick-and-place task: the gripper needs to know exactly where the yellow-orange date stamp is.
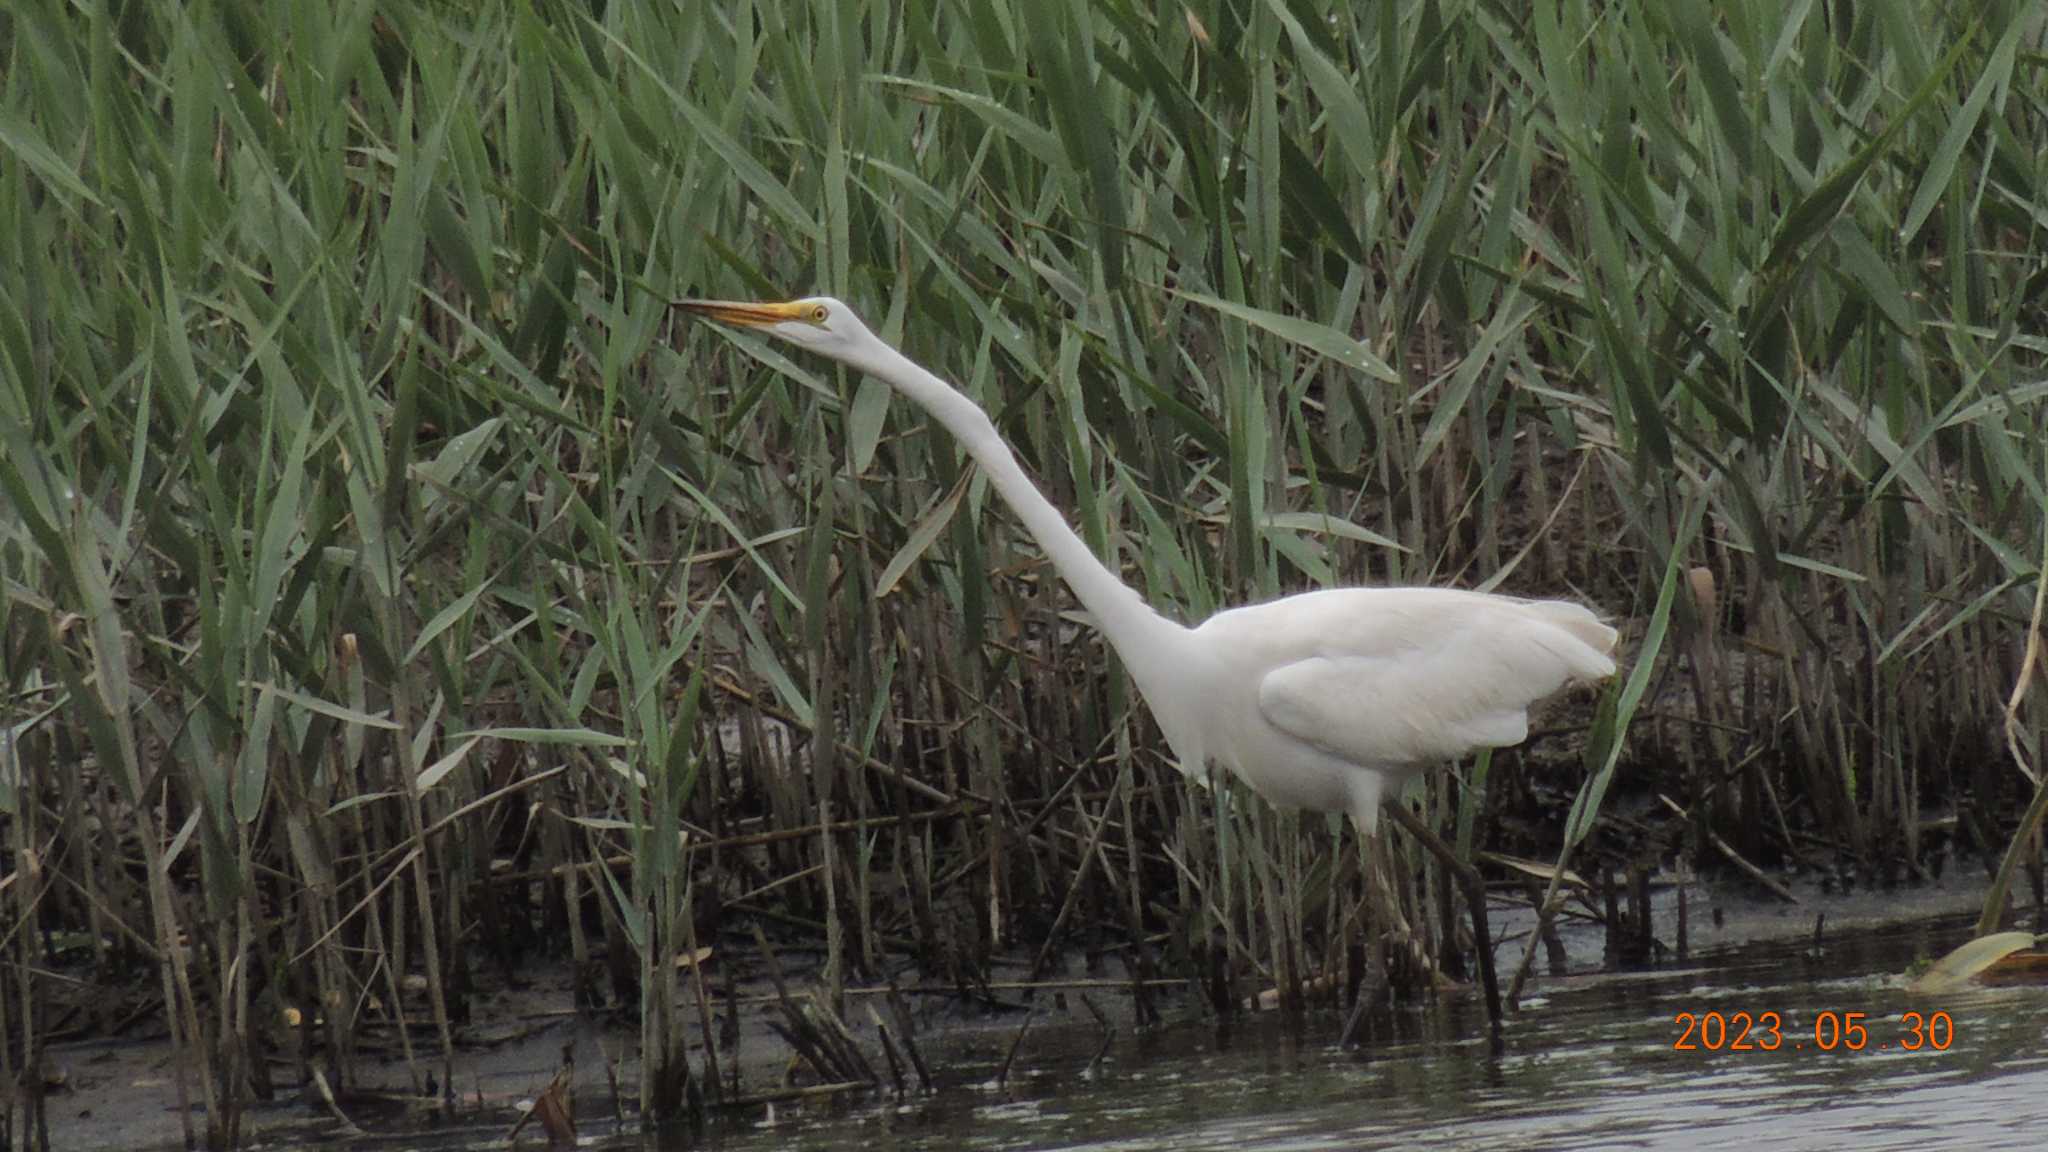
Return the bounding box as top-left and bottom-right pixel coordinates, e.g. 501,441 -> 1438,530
1671,1010 -> 1955,1052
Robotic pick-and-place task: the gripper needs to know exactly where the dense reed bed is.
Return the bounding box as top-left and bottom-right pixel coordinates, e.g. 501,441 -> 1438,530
3,1 -> 2046,1146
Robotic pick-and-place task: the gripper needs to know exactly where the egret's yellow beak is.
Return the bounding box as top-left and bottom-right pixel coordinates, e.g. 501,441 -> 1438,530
674,298 -> 811,327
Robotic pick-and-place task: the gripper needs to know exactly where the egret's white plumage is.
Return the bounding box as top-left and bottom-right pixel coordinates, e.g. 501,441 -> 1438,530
1184,587 -> 1616,834
678,295 -> 1619,843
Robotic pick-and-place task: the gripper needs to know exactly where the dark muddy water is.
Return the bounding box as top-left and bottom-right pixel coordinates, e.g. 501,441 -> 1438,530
273,913 -> 2048,1152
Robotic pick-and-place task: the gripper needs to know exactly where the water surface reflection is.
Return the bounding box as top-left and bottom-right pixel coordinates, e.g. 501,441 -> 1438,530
357,914 -> 2048,1152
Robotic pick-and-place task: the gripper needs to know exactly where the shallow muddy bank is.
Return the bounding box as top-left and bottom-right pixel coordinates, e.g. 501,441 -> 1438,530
43,867 -> 2018,1152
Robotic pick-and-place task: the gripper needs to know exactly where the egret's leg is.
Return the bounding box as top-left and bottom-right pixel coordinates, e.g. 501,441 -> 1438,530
1381,800 -> 1504,1036
1339,830 -> 1391,1048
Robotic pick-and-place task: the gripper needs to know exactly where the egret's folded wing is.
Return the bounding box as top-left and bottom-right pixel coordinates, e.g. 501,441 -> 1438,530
1254,613 -> 1613,767
1255,655 -> 1524,766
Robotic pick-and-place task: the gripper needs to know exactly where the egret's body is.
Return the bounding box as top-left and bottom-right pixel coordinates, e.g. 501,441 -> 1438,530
1162,587 -> 1618,829
680,295 -> 1618,1027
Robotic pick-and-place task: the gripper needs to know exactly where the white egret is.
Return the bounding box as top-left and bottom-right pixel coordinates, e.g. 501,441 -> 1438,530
679,295 -> 1619,1030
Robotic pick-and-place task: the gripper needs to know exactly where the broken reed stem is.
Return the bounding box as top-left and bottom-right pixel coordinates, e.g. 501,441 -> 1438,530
682,881 -> 723,1104
711,676 -> 957,806
884,974 -> 932,1093
865,1003 -> 907,1094
718,1081 -> 868,1109
1030,760 -> 1133,978
1658,794 -> 1799,904
994,1002 -> 1038,1088
749,922 -> 863,1085
1506,872 -> 1566,1009
489,807 -> 968,886
710,976 -> 1190,1005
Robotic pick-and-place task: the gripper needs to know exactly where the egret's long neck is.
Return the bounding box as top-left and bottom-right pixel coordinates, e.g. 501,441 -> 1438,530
857,340 -> 1191,666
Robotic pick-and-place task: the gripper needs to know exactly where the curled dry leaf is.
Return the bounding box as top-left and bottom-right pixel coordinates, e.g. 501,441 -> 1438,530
1907,931 -> 2038,994
1976,949 -> 2048,987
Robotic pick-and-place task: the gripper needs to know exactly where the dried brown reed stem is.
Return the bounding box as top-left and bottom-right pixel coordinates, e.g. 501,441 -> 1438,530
719,1081 -> 868,1109
993,1001 -> 1038,1087
1658,794 -> 1798,905
749,922 -> 875,1086
1029,761 -> 1133,978
1976,491 -> 2048,936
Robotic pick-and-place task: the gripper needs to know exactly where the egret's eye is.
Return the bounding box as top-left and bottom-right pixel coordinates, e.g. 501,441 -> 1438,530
810,305 -> 829,324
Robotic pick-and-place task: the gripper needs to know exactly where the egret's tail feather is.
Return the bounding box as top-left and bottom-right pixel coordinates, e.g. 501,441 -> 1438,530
1527,600 -> 1620,680
1530,600 -> 1619,653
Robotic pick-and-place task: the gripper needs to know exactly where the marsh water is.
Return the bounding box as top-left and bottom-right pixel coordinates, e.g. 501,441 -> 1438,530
291,910 -> 2046,1152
